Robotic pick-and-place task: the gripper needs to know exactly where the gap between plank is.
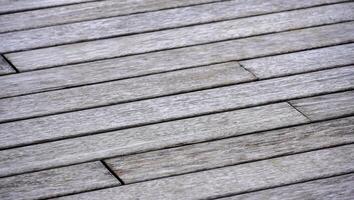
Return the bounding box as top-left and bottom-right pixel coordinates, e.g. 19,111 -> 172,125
100,160 -> 125,185
1,54 -> 19,73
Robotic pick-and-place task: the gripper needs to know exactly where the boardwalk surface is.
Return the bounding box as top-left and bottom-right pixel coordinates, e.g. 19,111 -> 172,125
0,0 -> 354,199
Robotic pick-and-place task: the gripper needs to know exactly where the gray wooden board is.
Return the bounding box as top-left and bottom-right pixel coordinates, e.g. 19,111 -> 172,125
54,145 -> 354,200
0,62 -> 256,123
240,43 -> 354,78
0,162 -> 120,200
0,55 -> 15,75
290,90 -> 354,121
2,24 -> 354,99
0,0 -> 95,14
6,11 -> 354,70
0,1 -> 351,53
0,103 -> 308,177
0,0 -> 220,33
0,66 -> 353,149
105,116 -> 354,183
220,174 -> 354,200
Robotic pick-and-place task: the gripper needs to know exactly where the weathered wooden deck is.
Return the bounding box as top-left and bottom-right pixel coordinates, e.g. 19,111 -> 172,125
0,0 -> 354,199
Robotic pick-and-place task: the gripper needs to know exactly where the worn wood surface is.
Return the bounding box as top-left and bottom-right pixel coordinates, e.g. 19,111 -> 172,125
241,43 -> 354,78
0,62 -> 256,122
1,2 -> 352,53
6,16 -> 354,70
0,103 -> 307,177
0,162 -> 119,200
105,117 -> 354,183
221,174 -> 354,200
55,145 -> 354,200
0,55 -> 15,75
0,0 -> 220,33
1,66 -> 353,150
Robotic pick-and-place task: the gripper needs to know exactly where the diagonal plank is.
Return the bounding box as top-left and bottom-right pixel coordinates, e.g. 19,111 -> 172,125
0,103 -> 308,177
0,162 -> 119,200
105,116 -> 354,183
240,43 -> 354,78
6,11 -> 354,70
290,90 -> 354,121
0,62 -> 256,122
0,55 -> 15,75
0,66 -> 353,150
1,25 -> 354,99
0,0 -> 221,33
1,2 -> 352,53
54,145 -> 354,200
220,174 -> 354,200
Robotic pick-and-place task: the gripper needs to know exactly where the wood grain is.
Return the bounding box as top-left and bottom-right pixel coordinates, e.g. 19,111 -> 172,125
0,62 -> 256,122
0,162 -> 119,200
0,0 -> 220,33
0,66 -> 353,150
55,144 -> 354,200
221,174 -> 354,200
0,103 -> 308,177
0,55 -> 15,75
6,13 -> 354,70
1,2 -> 352,52
241,43 -> 354,78
290,90 -> 354,121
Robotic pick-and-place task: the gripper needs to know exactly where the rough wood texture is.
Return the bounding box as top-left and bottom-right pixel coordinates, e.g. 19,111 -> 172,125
0,62 -> 256,123
0,103 -> 308,177
0,162 -> 120,200
221,174 -> 354,200
1,22 -> 353,98
106,116 -> 354,183
1,2 -> 351,53
55,145 -> 354,200
290,90 -> 354,121
6,14 -> 354,70
240,43 -> 354,78
0,66 -> 353,149
0,55 -> 15,75
0,0 -> 220,33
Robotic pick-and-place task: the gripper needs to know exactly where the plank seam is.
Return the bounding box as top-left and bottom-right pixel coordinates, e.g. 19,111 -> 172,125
287,101 -> 312,121
1,54 -> 19,73
100,160 -> 125,185
238,63 -> 259,80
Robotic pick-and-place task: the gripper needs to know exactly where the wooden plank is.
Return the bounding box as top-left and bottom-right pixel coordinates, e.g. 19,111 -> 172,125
0,55 -> 15,75
0,0 -> 95,14
220,174 -> 354,200
1,23 -> 353,99
0,162 -> 120,200
0,103 -> 308,177
0,62 -> 255,122
0,0 -> 220,33
290,90 -> 354,121
54,145 -> 354,200
0,2 -> 351,53
0,66 -> 353,149
6,11 -> 354,70
240,43 -> 354,78
105,117 -> 354,183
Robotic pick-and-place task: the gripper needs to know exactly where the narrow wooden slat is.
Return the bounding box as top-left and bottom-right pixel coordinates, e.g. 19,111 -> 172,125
1,23 -> 354,99
0,103 -> 308,177
290,90 -> 354,121
105,117 -> 354,183
0,2 -> 351,53
0,62 -> 256,122
240,43 -> 354,78
55,145 -> 354,200
221,174 -> 354,200
0,0 -> 220,33
6,11 -> 354,70
0,55 -> 15,75
0,162 -> 119,200
0,66 -> 353,150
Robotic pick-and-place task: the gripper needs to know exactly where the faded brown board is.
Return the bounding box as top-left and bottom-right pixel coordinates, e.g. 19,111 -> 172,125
1,2 -> 352,52
0,162 -> 119,200
54,145 -> 354,200
0,103 -> 308,177
0,55 -> 15,75
0,66 -> 353,150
